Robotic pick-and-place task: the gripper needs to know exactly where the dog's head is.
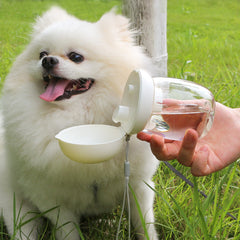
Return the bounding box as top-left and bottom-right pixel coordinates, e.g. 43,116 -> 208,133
39,52 -> 95,102
22,7 -> 154,104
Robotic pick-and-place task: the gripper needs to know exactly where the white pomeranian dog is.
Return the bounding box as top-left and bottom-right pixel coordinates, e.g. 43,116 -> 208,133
0,7 -> 160,240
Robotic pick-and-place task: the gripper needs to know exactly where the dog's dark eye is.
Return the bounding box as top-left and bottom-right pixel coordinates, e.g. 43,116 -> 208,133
68,52 -> 84,63
39,51 -> 48,59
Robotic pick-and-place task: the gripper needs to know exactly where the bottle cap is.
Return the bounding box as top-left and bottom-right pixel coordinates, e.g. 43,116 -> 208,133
112,69 -> 154,134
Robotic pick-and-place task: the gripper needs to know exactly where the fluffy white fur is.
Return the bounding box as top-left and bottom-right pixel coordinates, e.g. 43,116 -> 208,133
0,7 -> 159,240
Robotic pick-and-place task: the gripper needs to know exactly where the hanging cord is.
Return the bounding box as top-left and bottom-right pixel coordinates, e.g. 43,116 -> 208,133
116,134 -> 131,240
163,161 -> 237,220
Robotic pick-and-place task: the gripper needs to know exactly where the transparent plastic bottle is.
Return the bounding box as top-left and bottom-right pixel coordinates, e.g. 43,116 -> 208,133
143,78 -> 215,141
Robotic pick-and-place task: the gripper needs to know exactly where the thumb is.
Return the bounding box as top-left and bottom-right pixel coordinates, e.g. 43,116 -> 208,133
191,145 -> 211,176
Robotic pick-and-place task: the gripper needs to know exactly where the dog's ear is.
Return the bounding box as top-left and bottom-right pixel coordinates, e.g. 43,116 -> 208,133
31,6 -> 74,38
97,10 -> 134,44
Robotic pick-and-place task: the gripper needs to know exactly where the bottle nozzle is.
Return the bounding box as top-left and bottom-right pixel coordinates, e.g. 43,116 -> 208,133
112,106 -> 130,124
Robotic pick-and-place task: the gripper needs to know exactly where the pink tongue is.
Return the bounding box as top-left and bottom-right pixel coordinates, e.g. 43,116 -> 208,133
40,78 -> 70,102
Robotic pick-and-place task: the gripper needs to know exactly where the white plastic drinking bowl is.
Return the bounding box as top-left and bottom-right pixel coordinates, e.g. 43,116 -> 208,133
55,124 -> 125,164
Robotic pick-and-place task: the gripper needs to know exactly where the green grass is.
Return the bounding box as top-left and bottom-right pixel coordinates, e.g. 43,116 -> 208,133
1,0 -> 240,239
167,0 -> 240,106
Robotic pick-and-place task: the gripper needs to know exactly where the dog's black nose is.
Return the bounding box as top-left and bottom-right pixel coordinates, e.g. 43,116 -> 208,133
42,56 -> 59,70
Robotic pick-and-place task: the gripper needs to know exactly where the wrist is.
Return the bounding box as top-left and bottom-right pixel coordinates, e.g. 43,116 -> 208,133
229,106 -> 240,160
214,102 -> 240,162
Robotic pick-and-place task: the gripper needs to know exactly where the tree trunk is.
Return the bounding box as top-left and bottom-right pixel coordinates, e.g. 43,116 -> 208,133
122,0 -> 168,77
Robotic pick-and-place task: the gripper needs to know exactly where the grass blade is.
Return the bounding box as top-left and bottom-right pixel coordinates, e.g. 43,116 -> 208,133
129,184 -> 149,240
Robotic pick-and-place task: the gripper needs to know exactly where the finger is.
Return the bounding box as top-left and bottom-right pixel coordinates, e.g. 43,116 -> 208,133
150,135 -> 180,160
191,145 -> 225,176
178,129 -> 198,167
191,145 -> 211,176
137,132 -> 152,142
149,135 -> 165,159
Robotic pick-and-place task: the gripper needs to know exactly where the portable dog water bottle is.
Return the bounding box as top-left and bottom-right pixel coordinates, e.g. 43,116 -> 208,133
56,69 -> 215,163
113,69 -> 215,141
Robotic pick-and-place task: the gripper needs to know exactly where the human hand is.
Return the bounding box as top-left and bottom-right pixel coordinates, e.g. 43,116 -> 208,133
137,103 -> 240,176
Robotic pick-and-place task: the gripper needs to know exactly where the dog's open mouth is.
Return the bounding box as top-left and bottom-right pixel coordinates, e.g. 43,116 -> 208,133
40,75 -> 95,102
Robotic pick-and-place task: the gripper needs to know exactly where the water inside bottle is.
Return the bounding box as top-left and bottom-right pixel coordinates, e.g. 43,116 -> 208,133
143,103 -> 210,141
